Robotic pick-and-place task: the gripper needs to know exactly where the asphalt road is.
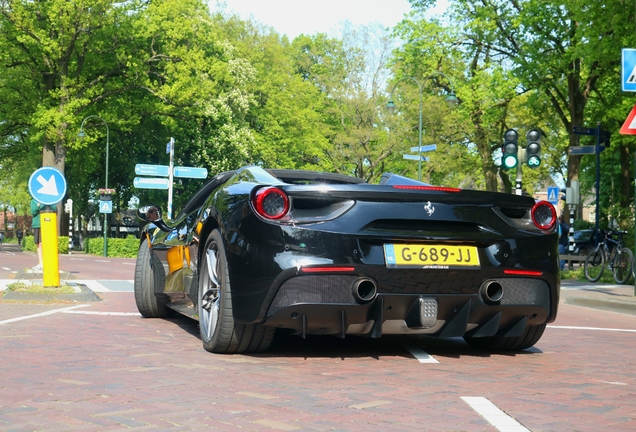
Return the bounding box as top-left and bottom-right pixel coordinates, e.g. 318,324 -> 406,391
1,244 -> 635,430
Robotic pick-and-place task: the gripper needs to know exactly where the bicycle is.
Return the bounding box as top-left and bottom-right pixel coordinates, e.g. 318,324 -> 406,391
584,230 -> 634,284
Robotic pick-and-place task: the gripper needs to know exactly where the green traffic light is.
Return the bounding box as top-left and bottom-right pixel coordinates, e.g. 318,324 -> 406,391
503,155 -> 518,169
527,155 -> 541,167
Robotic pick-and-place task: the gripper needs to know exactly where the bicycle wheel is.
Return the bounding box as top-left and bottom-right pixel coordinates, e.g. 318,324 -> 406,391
584,248 -> 605,282
613,247 -> 634,284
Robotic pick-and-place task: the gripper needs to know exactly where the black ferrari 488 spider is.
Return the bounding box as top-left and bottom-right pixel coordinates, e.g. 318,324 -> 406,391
135,165 -> 559,354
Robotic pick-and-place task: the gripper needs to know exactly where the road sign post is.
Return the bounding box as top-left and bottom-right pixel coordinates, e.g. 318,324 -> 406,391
134,140 -> 208,219
573,123 -> 610,245
28,167 -> 67,287
403,144 -> 436,181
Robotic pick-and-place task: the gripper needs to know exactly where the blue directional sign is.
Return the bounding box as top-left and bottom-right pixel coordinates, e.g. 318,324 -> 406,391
99,200 -> 112,214
547,186 -> 559,206
133,177 -> 170,189
174,166 -> 208,179
135,164 -> 170,177
623,49 -> 636,92
410,144 -> 437,153
569,146 -> 600,155
403,154 -> 430,162
28,167 -> 67,205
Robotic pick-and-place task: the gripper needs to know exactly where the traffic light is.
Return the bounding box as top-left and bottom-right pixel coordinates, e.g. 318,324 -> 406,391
526,129 -> 541,168
502,129 -> 518,170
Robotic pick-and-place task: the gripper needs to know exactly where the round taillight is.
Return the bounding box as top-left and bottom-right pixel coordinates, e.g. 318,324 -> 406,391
531,200 -> 556,230
253,187 -> 290,220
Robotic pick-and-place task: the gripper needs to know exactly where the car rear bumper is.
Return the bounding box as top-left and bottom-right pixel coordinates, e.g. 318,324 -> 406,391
264,274 -> 553,338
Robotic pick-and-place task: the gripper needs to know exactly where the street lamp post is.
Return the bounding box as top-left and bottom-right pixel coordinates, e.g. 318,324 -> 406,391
387,72 -> 458,182
78,115 -> 110,257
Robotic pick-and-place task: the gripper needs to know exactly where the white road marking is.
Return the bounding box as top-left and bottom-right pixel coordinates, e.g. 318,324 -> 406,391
95,260 -> 110,263
123,262 -> 135,265
70,258 -> 85,261
548,325 -> 636,333
0,304 -> 90,325
462,396 -> 529,432
1,267 -> 10,270
397,337 -> 439,363
62,311 -> 141,316
0,251 -> 16,256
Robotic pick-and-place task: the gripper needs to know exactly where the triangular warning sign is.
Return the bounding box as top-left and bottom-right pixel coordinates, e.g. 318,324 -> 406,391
620,104 -> 636,135
101,202 -> 110,211
548,189 -> 557,202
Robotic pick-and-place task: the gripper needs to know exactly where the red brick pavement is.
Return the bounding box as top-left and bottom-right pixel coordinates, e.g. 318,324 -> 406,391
0,293 -> 635,431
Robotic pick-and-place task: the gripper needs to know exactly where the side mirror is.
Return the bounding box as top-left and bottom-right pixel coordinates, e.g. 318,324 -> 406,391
137,205 -> 169,232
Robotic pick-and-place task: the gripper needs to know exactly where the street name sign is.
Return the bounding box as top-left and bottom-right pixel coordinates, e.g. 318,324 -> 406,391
569,146 -> 599,155
28,167 -> 67,205
572,127 -> 596,136
410,144 -> 437,153
403,154 -> 430,162
174,166 -> 208,179
133,177 -> 170,189
135,164 -> 170,177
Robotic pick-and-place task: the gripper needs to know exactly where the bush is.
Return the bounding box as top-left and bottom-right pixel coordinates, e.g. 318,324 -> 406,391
22,234 -> 139,258
22,236 -> 35,252
86,235 -> 140,257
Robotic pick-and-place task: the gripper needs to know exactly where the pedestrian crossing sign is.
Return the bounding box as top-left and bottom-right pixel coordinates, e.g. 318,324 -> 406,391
547,186 -> 559,205
100,200 -> 112,214
622,49 -> 636,92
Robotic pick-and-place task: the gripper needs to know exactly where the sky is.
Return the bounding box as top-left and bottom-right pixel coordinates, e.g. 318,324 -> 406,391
209,0 -> 419,39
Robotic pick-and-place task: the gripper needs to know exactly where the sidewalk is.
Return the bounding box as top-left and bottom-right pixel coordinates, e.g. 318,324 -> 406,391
560,280 -> 636,315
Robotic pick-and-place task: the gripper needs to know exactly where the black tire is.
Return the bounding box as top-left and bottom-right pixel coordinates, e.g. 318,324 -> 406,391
198,229 -> 275,354
584,248 -> 605,282
613,247 -> 634,284
463,324 -> 546,351
134,238 -> 172,318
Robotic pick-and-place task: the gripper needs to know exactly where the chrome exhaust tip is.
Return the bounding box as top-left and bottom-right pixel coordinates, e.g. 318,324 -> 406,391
481,281 -> 504,303
352,278 -> 378,302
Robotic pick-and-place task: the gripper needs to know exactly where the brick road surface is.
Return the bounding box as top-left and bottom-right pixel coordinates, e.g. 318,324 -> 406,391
1,292 -> 635,431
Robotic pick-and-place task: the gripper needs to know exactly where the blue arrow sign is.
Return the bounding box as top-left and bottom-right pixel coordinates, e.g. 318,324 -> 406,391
403,154 -> 430,162
28,167 -> 67,205
133,177 -> 170,189
547,186 -> 559,205
174,166 -> 208,179
410,144 -> 437,153
135,164 -> 170,177
623,48 -> 636,92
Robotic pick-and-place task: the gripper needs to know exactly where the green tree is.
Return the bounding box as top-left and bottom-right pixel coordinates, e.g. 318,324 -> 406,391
444,0 -> 635,205
0,0 -> 256,222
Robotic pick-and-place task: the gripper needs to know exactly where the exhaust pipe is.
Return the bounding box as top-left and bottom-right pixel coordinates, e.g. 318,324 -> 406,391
481,281 -> 504,303
352,278 -> 378,302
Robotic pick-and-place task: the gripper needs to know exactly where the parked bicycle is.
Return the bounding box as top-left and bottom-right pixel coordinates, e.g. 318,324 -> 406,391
584,229 -> 633,284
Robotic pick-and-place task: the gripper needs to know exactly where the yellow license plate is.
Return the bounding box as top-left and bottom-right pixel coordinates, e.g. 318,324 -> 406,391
384,244 -> 480,269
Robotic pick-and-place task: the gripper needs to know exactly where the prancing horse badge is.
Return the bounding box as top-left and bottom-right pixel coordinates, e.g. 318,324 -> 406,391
424,201 -> 435,216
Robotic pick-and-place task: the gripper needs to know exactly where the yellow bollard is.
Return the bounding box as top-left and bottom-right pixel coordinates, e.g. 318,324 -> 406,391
41,210 -> 60,287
